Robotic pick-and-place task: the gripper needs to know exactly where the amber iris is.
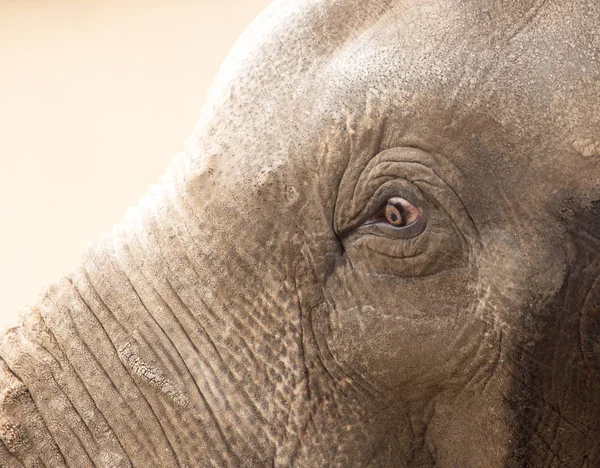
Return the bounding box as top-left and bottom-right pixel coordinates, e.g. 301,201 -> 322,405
383,197 -> 420,227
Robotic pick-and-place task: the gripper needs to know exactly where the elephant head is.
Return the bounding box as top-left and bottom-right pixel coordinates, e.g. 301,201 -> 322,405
1,0 -> 599,466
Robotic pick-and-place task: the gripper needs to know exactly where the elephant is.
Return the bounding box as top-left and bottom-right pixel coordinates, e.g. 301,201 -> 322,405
1,0 -> 600,466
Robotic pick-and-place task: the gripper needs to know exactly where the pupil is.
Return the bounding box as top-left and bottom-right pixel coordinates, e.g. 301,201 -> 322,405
390,213 -> 399,222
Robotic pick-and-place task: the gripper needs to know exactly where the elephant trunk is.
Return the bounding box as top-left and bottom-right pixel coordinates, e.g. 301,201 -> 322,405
0,151 -> 293,466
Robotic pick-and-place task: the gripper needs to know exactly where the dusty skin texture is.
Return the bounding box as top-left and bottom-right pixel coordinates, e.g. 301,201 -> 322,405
1,0 -> 600,466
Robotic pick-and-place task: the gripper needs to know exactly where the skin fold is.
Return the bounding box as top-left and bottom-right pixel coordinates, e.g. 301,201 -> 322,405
1,0 -> 599,466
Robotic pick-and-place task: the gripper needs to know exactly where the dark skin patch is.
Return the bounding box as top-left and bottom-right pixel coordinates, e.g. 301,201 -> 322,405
509,201 -> 600,466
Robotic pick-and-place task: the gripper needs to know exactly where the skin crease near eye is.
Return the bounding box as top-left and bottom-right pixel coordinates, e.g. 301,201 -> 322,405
334,145 -> 479,281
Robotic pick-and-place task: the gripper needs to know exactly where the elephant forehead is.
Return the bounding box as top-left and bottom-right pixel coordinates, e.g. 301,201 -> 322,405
194,0 -> 600,220
313,0 -> 600,208
318,1 -> 597,140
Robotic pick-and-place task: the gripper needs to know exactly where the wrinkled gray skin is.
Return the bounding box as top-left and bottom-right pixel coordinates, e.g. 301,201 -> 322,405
1,0 -> 600,466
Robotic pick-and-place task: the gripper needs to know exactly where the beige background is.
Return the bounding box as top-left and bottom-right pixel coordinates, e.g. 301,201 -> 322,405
0,0 -> 271,328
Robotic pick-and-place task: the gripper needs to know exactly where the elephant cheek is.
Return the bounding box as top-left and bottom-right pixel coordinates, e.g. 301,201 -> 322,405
322,260 -> 487,394
505,203 -> 600,464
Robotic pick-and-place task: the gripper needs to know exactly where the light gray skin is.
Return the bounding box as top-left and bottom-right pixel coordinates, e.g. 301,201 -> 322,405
1,0 -> 600,466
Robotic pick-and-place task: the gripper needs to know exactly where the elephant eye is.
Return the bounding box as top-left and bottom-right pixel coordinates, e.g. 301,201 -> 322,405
371,197 -> 421,228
